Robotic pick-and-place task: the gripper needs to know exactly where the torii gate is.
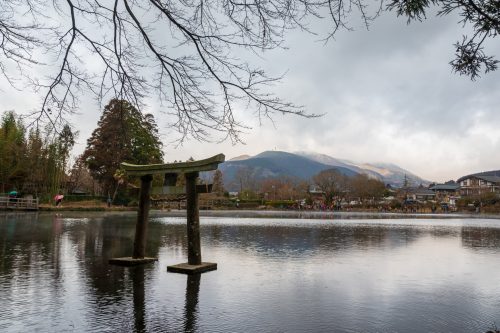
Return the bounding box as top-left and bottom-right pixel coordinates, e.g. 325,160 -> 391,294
109,154 -> 225,274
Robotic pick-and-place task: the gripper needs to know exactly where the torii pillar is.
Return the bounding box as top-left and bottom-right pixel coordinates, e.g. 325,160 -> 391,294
109,154 -> 225,273
185,172 -> 201,265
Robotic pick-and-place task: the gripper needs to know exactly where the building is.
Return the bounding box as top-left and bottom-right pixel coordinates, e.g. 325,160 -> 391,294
429,182 -> 460,195
457,171 -> 500,196
405,187 -> 436,202
429,182 -> 460,206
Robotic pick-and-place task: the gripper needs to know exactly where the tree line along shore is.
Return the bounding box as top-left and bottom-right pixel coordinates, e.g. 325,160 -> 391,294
2,100 -> 499,214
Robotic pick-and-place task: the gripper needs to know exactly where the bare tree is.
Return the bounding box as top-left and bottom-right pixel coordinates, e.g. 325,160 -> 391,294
348,174 -> 386,201
313,168 -> 349,204
234,166 -> 257,194
260,177 -> 307,200
0,0 -> 498,140
387,0 -> 500,80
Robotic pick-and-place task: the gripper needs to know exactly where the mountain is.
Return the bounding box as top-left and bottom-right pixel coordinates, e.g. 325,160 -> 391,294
295,151 -> 356,170
297,152 -> 428,187
217,151 -> 430,191
219,151 -> 358,191
294,152 -> 428,186
229,155 -> 251,161
352,162 -> 428,187
296,152 -> 382,180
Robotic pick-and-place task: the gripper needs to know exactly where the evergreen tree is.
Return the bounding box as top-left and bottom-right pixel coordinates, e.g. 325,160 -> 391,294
82,99 -> 163,194
24,128 -> 45,195
47,124 -> 76,196
0,112 -> 27,193
0,111 -> 77,199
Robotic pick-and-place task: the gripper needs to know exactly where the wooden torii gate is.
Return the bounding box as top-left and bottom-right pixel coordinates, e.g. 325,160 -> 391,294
109,154 -> 225,274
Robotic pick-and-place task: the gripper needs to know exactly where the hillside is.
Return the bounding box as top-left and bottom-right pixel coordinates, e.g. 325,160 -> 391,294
296,152 -> 428,187
215,150 -> 430,191
219,151 -> 358,191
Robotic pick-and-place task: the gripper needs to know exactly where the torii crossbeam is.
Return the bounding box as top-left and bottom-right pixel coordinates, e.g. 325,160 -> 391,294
109,154 -> 225,274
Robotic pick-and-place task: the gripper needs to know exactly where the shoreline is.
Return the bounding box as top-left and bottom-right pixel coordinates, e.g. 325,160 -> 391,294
13,206 -> 500,220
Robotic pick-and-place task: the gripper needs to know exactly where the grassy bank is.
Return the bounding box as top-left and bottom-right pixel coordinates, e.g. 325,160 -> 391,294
39,200 -> 135,212
36,200 -> 500,217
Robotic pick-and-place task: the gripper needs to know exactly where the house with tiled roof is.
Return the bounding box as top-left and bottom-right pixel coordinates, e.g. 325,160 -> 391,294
429,182 -> 460,206
429,182 -> 460,194
405,186 -> 436,202
457,171 -> 500,196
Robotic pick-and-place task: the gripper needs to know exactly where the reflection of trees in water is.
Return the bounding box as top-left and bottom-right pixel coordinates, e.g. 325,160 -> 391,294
154,223 -> 432,258
62,215 -> 166,330
156,223 -> 189,252
131,220 -> 460,260
183,225 -> 423,257
461,227 -> 500,249
64,215 -> 159,331
0,213 -> 72,331
0,213 -> 168,330
0,213 -> 64,282
7,214 -> 500,331
62,215 -> 166,291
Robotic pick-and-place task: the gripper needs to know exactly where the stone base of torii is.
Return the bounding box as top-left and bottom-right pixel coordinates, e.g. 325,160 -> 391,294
109,154 -> 225,274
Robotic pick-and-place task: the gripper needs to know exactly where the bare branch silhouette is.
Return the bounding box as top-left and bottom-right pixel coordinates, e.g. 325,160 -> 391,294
0,0 -> 498,139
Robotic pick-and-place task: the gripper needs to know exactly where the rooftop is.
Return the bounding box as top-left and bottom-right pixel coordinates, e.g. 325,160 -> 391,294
457,172 -> 500,184
429,184 -> 460,191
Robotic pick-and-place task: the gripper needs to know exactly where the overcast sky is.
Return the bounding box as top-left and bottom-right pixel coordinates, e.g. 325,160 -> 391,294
2,6 -> 499,183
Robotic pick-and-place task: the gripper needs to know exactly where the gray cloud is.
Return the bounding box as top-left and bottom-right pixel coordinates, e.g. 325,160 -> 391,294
1,8 -> 499,183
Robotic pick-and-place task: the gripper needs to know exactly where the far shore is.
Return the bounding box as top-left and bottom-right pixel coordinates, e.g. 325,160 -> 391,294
27,204 -> 500,220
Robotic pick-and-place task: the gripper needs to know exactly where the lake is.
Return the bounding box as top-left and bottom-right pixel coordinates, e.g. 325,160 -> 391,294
1,211 -> 500,332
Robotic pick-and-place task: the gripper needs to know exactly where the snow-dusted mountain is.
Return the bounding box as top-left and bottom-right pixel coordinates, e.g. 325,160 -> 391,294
228,154 -> 251,161
296,152 -> 429,187
296,152 -> 382,180
218,150 -> 429,191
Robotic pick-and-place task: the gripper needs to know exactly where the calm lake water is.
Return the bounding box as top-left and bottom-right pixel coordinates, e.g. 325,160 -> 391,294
1,211 -> 500,332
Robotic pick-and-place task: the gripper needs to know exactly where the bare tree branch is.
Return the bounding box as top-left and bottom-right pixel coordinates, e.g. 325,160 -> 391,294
0,0 -> 498,140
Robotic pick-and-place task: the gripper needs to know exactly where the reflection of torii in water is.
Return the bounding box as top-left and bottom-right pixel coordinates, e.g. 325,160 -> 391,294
109,154 -> 225,274
129,266 -> 202,332
184,274 -> 201,332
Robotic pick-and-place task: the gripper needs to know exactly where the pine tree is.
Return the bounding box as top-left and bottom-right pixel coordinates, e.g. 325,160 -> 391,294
82,99 -> 163,194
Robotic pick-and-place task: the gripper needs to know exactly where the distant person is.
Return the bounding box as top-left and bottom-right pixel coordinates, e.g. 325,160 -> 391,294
107,197 -> 112,207
54,194 -> 64,206
8,191 -> 17,203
